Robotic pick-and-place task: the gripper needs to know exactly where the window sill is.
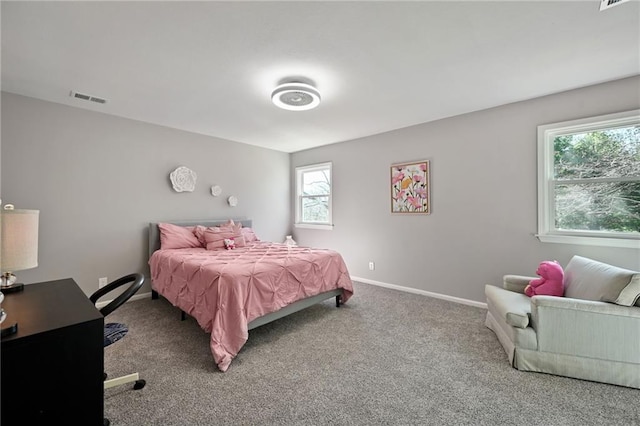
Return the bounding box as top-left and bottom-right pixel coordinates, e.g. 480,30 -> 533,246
294,223 -> 334,231
536,233 -> 640,249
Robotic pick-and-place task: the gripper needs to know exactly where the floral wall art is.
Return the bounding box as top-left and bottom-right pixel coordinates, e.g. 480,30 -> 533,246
391,160 -> 430,214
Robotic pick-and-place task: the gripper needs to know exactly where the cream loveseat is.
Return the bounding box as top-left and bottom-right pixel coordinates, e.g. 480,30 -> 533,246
485,255 -> 640,388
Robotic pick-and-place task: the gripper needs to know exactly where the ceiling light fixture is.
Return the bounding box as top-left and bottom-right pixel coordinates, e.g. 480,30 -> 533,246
271,82 -> 321,111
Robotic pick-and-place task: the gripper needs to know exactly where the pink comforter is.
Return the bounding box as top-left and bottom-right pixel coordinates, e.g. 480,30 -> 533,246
149,242 -> 353,371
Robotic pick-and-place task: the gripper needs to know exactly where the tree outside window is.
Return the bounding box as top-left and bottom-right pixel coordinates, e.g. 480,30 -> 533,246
553,127 -> 640,233
295,163 -> 333,229
537,110 -> 640,248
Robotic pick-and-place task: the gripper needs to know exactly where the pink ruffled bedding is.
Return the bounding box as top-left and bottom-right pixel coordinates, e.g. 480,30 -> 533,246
149,241 -> 353,371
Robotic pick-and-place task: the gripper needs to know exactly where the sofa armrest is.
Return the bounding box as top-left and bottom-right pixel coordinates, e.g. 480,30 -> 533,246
503,275 -> 535,294
485,285 -> 532,328
530,296 -> 640,363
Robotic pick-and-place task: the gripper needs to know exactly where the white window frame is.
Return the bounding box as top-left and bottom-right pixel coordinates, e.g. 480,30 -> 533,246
536,109 -> 640,249
295,162 -> 334,230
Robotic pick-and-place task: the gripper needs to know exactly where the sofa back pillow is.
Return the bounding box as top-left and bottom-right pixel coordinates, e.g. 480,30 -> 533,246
158,223 -> 202,250
564,255 -> 640,306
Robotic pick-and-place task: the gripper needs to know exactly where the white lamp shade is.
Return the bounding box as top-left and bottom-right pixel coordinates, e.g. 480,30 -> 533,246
1,209 -> 39,272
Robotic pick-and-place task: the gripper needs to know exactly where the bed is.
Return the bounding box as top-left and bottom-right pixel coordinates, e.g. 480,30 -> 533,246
148,219 -> 354,372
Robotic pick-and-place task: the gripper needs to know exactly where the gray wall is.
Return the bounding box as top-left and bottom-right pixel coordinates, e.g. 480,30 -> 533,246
1,92 -> 291,296
291,76 -> 640,304
3,77 -> 639,304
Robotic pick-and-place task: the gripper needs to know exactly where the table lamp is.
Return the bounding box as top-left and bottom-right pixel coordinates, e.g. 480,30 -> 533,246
0,205 -> 39,337
1,205 -> 39,294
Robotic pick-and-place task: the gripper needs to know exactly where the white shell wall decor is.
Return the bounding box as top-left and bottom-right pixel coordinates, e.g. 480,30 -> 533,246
227,195 -> 238,207
170,166 -> 197,192
211,185 -> 222,197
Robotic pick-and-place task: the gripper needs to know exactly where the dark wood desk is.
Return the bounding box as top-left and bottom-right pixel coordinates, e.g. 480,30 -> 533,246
1,278 -> 104,425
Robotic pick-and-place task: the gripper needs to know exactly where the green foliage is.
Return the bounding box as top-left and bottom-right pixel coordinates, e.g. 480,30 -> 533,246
553,126 -> 640,233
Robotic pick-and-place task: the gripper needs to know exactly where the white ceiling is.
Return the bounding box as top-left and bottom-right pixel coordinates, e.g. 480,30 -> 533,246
2,1 -> 639,153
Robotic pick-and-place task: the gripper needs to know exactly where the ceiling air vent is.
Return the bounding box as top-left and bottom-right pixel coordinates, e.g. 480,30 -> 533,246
69,91 -> 107,104
599,0 -> 630,11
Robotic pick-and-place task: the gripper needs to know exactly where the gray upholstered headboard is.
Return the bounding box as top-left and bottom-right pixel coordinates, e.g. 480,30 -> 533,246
148,218 -> 253,258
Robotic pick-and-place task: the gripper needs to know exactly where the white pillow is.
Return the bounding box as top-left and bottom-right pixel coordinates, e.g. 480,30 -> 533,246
563,256 -> 640,306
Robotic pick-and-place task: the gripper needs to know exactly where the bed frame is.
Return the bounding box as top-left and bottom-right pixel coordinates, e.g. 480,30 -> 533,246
148,219 -> 343,331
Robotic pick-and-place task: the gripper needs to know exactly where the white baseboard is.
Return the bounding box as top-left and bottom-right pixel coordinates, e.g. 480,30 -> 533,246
95,291 -> 152,310
351,276 -> 487,309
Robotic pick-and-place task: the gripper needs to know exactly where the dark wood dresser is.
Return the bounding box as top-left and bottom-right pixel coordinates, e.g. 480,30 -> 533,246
1,278 -> 104,425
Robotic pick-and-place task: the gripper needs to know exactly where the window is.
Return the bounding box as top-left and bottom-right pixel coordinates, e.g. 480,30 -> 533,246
537,109 -> 640,248
295,162 -> 333,230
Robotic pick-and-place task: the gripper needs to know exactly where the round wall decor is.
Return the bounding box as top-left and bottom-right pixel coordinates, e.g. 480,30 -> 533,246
170,166 -> 197,192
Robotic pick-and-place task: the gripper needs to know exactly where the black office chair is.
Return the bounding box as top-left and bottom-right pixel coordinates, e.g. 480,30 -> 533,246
90,273 -> 146,393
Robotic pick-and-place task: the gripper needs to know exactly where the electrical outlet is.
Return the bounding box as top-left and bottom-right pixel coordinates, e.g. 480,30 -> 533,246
369,261 -> 375,271
98,277 -> 108,288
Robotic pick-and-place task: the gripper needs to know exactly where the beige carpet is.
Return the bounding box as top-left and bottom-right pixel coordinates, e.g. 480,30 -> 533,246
103,281 -> 640,425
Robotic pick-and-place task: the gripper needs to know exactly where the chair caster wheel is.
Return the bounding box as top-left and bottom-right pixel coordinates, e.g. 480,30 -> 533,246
134,379 -> 146,390
104,418 -> 110,426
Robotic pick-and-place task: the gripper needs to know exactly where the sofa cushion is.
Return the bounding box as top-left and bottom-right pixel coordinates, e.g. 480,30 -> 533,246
564,255 -> 640,306
485,285 -> 531,329
617,275 -> 640,307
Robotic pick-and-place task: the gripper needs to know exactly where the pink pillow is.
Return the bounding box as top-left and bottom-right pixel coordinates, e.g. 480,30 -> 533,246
195,222 -> 241,246
193,225 -> 207,246
204,226 -> 246,250
219,219 -> 242,232
241,227 -> 259,242
158,223 -> 202,249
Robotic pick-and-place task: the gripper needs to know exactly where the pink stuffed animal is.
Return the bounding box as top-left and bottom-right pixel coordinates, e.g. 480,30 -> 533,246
524,260 -> 564,297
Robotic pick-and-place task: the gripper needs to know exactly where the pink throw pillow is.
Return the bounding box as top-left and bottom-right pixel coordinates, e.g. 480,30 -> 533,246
158,223 -> 202,249
219,219 -> 242,232
193,225 -> 207,246
204,226 -> 246,250
241,227 -> 259,242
